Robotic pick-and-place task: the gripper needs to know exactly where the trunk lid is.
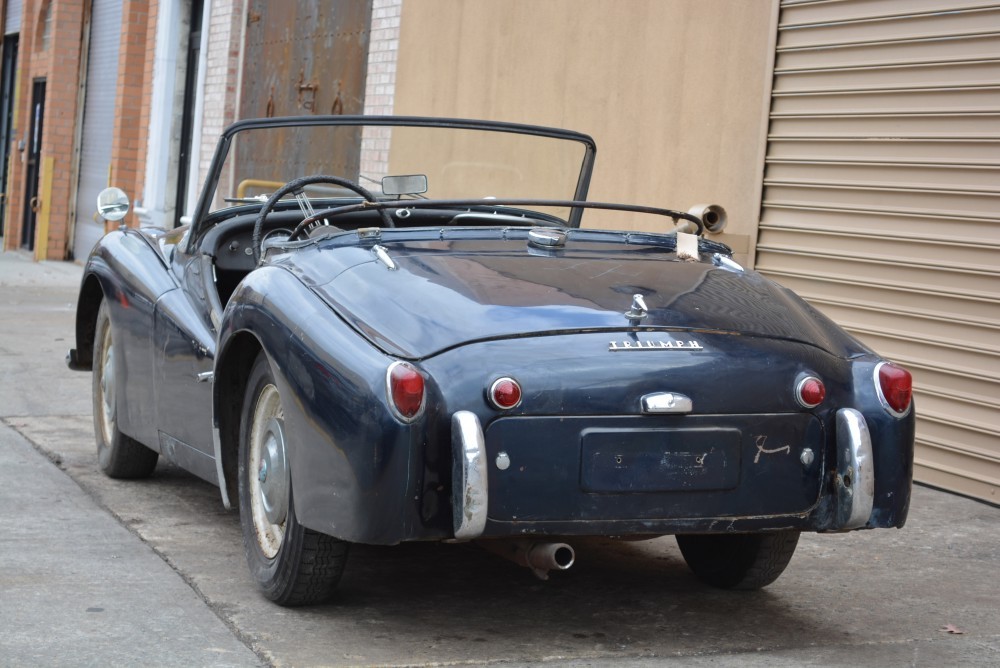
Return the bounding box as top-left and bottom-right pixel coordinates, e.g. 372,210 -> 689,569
297,235 -> 858,359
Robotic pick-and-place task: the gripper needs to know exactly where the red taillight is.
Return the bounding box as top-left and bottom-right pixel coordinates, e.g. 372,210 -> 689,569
796,376 -> 826,408
488,377 -> 522,410
388,362 -> 425,421
877,362 -> 912,416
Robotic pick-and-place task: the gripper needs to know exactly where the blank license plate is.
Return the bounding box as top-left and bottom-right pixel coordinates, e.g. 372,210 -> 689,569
580,428 -> 741,493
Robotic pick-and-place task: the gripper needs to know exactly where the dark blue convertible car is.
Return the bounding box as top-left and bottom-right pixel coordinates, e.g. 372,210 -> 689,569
69,116 -> 914,605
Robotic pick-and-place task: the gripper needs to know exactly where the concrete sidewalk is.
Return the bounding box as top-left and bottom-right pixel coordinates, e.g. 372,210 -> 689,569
0,251 -> 260,667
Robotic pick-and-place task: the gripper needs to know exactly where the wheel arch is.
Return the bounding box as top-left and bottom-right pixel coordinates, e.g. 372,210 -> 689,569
73,273 -> 107,370
214,330 -> 264,509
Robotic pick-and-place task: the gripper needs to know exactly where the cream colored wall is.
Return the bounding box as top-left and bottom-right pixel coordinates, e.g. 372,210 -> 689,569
392,0 -> 778,265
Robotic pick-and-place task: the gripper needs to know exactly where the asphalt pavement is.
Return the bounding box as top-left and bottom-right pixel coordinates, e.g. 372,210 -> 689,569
0,248 -> 998,667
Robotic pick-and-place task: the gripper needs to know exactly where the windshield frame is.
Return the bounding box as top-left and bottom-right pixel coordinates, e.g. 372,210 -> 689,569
188,115 -> 597,252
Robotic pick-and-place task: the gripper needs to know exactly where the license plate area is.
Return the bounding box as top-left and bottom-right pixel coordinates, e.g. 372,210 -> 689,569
580,428 -> 741,493
484,413 -> 824,522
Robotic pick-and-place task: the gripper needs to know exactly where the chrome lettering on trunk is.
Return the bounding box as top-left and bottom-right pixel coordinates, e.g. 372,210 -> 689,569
608,340 -> 703,351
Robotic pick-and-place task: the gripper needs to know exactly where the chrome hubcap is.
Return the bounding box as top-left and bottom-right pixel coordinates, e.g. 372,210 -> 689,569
259,417 -> 289,525
248,384 -> 286,559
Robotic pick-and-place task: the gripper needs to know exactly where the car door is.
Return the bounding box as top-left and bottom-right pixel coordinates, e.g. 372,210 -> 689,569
151,245 -> 219,484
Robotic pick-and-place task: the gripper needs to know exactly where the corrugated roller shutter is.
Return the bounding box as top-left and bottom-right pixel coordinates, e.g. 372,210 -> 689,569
5,0 -> 22,35
757,0 -> 1000,504
73,0 -> 123,261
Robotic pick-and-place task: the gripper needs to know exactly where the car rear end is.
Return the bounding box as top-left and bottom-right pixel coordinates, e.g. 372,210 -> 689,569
416,330 -> 914,541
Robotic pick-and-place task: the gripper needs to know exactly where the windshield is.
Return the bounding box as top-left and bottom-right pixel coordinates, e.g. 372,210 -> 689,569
201,118 -> 593,225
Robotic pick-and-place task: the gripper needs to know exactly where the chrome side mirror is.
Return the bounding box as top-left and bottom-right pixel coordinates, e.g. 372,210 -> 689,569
96,187 -> 130,222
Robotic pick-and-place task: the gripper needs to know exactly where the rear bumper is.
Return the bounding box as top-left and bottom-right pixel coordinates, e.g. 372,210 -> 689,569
449,408 -> 886,540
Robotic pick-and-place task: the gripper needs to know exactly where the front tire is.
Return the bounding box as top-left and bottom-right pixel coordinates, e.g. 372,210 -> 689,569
676,531 -> 800,590
238,353 -> 349,606
93,299 -> 158,478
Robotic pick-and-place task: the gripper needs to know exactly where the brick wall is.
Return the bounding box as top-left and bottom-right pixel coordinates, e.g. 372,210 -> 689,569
111,0 -> 157,231
2,0 -> 156,259
360,0 -> 401,181
3,0 -> 86,257
196,0 -> 243,191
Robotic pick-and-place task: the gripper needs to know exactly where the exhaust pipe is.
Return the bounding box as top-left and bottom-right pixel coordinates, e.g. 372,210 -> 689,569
479,539 -> 576,580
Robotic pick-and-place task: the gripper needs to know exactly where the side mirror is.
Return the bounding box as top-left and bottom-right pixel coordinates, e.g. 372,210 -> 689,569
97,187 -> 130,222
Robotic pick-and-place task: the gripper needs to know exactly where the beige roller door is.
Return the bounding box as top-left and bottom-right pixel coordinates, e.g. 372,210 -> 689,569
756,0 -> 1000,504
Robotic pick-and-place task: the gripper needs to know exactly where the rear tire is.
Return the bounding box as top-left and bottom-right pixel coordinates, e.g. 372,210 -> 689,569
676,531 -> 800,590
238,352 -> 349,606
93,300 -> 158,479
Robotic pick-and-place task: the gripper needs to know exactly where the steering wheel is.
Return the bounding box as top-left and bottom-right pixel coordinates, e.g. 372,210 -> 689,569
251,174 -> 393,263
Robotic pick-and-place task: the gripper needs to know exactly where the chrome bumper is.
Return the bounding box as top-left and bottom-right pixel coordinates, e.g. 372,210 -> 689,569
452,411 -> 488,540
835,408 -> 875,530
450,408 -> 876,538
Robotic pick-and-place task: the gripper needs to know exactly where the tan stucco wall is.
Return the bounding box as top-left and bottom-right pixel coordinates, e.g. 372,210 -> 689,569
392,0 -> 778,264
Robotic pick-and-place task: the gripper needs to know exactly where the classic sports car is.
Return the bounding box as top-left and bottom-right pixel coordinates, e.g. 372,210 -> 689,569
68,116 -> 914,605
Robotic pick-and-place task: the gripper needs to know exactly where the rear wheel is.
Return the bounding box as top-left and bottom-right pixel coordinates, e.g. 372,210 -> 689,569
238,352 -> 349,606
676,531 -> 800,590
93,300 -> 158,478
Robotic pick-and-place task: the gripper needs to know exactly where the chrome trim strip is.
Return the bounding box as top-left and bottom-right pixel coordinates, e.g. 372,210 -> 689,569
836,408 -> 875,530
640,392 -> 693,414
212,426 -> 232,510
452,411 -> 488,540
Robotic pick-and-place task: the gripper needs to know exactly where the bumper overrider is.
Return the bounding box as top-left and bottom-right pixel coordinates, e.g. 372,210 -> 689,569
450,408 -> 877,540
452,411 -> 489,540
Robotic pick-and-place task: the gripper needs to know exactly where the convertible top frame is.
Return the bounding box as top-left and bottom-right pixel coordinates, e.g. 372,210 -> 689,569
189,115 -> 598,252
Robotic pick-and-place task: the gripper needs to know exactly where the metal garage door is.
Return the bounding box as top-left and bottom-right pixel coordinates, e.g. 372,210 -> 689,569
5,0 -> 22,33
756,0 -> 1000,503
73,0 -> 122,261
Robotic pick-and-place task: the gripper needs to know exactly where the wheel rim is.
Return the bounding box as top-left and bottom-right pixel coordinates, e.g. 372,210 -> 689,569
248,384 -> 286,559
98,325 -> 116,442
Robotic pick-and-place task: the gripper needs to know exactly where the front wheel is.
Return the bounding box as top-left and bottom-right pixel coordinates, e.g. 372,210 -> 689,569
676,531 -> 800,590
238,353 -> 349,606
93,299 -> 158,478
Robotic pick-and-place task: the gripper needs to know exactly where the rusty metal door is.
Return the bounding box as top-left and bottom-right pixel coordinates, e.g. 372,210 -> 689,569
239,0 -> 372,179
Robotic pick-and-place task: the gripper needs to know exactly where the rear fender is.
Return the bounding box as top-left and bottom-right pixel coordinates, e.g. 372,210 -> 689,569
807,358 -> 915,531
849,360 -> 915,528
215,266 -> 427,543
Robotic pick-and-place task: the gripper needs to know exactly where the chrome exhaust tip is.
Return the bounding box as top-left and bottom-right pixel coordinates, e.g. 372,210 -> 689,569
479,539 -> 576,580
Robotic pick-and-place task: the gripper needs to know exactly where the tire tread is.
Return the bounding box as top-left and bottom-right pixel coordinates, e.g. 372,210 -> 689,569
676,530 -> 800,590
